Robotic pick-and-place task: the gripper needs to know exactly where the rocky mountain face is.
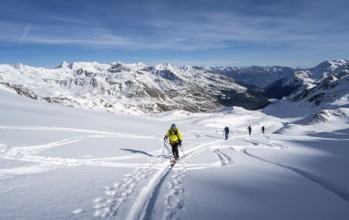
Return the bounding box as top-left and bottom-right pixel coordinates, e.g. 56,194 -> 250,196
264,59 -> 349,124
289,60 -> 349,123
264,60 -> 349,99
0,62 -> 270,114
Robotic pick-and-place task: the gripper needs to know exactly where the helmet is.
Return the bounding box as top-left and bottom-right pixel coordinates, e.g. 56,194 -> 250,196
171,124 -> 176,129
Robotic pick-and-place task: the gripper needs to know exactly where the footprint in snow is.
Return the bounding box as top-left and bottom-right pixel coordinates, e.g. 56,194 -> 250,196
93,167 -> 150,218
162,167 -> 187,219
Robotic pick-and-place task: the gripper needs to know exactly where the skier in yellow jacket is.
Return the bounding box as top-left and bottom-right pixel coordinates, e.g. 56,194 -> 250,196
164,124 -> 182,160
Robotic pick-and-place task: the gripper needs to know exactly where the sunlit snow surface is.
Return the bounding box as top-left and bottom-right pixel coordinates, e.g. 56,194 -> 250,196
1,85 -> 349,220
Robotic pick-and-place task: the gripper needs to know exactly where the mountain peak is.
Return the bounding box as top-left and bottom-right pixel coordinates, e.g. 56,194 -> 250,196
56,61 -> 71,69
310,59 -> 349,79
155,63 -> 176,71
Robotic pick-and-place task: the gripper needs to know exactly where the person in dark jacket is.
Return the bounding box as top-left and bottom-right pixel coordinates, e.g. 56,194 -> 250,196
224,126 -> 229,140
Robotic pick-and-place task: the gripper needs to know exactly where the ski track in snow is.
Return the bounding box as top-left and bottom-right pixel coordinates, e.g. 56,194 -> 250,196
8,124 -> 337,219
9,124 -> 339,219
240,136 -> 349,205
126,140 -> 223,220
244,149 -> 349,205
0,125 -> 150,139
161,166 -> 187,220
237,136 -> 285,150
93,165 -> 153,218
0,124 -> 223,219
212,148 -> 234,166
0,126 -> 164,178
2,138 -> 83,157
73,139 -> 215,219
91,154 -> 188,219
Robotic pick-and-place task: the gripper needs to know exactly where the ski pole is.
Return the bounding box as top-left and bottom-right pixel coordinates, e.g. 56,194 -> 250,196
163,140 -> 165,155
179,145 -> 185,157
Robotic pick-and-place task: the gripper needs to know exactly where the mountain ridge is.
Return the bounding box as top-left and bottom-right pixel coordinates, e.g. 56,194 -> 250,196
1,59 -> 348,117
263,59 -> 349,124
0,61 -> 269,114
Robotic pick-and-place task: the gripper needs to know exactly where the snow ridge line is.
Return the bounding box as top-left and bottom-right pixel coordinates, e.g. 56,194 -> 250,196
244,149 -> 349,204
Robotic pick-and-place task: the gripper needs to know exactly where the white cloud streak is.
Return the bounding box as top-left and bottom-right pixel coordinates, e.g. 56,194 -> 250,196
17,25 -> 30,43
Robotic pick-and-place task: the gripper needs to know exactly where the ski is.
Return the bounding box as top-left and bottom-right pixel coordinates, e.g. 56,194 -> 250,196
170,158 -> 178,166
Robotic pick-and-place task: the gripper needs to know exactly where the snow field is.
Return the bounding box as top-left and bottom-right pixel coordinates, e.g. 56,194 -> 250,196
1,87 -> 349,219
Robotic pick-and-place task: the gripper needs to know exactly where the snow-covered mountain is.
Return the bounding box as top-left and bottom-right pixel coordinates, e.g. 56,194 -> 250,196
1,59 -> 348,118
0,62 -> 269,114
264,59 -> 349,124
264,59 -> 349,99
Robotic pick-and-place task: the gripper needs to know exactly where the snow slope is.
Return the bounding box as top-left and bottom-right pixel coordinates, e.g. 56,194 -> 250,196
1,85 -> 349,220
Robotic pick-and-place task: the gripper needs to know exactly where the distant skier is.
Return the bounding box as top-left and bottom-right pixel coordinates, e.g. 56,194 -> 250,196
248,126 -> 252,135
261,126 -> 265,134
164,124 -> 182,160
223,126 -> 230,140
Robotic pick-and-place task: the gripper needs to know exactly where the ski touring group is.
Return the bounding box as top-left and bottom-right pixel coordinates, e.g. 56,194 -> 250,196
163,123 -> 265,164
223,125 -> 265,140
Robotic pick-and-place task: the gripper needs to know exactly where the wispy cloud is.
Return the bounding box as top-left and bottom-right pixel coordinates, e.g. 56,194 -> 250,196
23,30 -> 135,47
50,16 -> 92,25
17,25 -> 30,43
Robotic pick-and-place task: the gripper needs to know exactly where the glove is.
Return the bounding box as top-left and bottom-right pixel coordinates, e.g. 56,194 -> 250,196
179,140 -> 182,146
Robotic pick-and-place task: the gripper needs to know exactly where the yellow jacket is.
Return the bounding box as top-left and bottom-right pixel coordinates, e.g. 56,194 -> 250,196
165,128 -> 182,144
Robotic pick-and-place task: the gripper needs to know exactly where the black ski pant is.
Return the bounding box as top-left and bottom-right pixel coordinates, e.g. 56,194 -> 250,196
225,132 -> 229,140
170,143 -> 179,159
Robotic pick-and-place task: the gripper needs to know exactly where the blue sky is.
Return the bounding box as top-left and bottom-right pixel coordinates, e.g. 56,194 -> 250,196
1,0 -> 348,68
